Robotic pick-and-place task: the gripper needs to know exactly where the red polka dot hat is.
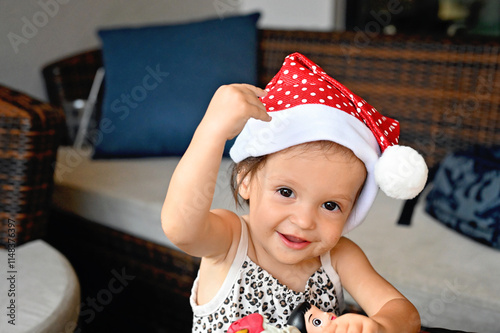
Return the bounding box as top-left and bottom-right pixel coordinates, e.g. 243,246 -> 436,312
230,52 -> 428,233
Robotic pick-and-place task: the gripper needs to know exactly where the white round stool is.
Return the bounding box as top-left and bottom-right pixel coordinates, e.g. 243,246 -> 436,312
1,240 -> 80,333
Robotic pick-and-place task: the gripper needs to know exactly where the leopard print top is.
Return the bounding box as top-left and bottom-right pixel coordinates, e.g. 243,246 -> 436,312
190,219 -> 344,332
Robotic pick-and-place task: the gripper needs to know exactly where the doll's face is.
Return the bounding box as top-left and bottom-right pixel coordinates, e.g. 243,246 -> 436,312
304,304 -> 336,332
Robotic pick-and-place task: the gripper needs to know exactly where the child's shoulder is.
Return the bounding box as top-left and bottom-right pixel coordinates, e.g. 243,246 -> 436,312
212,208 -> 243,223
330,237 -> 367,269
332,236 -> 361,252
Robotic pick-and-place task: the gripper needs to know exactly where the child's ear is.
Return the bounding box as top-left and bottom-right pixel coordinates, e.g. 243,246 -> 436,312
238,173 -> 251,200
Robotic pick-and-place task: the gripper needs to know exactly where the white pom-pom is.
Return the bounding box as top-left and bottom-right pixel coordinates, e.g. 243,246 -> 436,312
374,145 -> 428,199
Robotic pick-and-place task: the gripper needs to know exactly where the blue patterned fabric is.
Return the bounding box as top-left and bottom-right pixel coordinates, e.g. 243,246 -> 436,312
425,146 -> 500,250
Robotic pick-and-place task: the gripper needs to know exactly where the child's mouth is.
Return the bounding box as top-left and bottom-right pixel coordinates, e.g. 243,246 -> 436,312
278,232 -> 310,249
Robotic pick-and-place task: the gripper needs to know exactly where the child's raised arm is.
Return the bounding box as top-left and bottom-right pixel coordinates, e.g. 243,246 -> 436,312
161,84 -> 269,259
332,238 -> 421,333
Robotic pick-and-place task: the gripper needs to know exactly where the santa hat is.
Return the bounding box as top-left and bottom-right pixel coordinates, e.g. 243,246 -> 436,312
230,52 -> 428,234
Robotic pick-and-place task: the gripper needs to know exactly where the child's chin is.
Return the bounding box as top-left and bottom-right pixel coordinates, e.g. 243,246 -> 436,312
274,249 -> 320,267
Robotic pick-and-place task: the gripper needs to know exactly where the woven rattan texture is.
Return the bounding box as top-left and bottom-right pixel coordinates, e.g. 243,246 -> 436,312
47,210 -> 199,332
43,50 -> 103,107
48,210 -> 200,296
0,86 -> 65,247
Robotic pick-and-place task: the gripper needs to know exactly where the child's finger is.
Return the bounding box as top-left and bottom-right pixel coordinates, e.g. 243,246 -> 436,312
255,110 -> 272,122
249,97 -> 272,122
236,84 -> 271,122
240,83 -> 267,98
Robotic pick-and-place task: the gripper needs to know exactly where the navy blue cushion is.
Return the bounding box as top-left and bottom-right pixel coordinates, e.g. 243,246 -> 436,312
93,13 -> 260,158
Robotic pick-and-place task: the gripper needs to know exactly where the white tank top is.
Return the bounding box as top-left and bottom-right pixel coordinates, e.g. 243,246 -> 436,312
190,218 -> 344,332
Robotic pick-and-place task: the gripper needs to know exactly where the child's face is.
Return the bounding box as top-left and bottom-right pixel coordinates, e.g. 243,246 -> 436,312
239,143 -> 366,267
305,304 -> 336,332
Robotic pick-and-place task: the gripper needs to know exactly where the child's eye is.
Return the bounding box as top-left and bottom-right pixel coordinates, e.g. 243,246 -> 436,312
312,318 -> 323,327
323,201 -> 339,211
278,188 -> 294,198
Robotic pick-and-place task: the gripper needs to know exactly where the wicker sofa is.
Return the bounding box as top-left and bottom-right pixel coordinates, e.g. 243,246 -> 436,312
0,85 -> 65,245
0,86 -> 82,332
42,30 -> 500,333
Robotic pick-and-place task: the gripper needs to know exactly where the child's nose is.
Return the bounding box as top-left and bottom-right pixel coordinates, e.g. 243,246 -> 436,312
291,205 -> 316,229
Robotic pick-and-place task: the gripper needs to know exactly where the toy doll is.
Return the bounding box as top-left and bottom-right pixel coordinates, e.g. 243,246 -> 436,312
228,302 -> 336,333
287,302 -> 337,333
227,312 -> 301,333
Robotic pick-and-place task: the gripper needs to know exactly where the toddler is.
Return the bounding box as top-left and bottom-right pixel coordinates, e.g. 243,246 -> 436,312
162,52 -> 427,332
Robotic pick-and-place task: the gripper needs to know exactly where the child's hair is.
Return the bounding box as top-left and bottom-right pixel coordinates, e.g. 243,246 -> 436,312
230,140 -> 362,207
230,154 -> 266,207
286,302 -> 311,333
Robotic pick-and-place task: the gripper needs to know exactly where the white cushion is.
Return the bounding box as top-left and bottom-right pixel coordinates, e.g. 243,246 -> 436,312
345,191 -> 500,333
52,147 -> 245,249
0,240 -> 80,333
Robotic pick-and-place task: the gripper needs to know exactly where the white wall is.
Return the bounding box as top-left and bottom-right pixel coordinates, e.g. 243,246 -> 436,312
0,0 -> 219,101
238,0 -> 344,31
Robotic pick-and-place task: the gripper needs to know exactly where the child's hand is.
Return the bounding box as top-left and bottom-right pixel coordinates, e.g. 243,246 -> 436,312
201,84 -> 270,141
325,313 -> 382,333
